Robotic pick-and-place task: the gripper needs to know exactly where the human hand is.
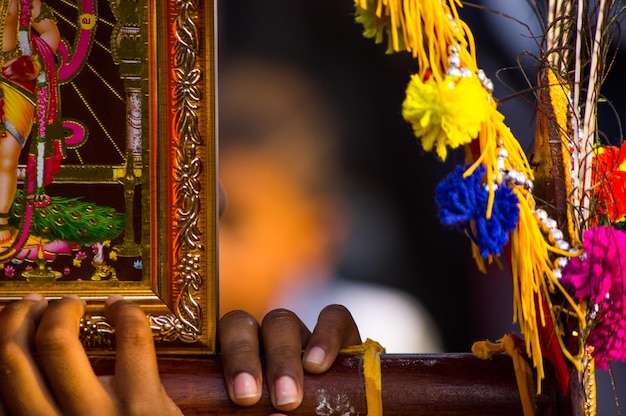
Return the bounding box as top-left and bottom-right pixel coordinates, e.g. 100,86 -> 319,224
0,294 -> 182,416
218,304 -> 361,413
2,55 -> 41,81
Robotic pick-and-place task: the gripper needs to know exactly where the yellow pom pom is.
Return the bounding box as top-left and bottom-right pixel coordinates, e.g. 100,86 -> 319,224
402,74 -> 487,160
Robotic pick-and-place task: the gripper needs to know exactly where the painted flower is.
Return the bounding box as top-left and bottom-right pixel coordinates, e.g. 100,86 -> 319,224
435,164 -> 519,257
561,225 -> 626,369
402,74 -> 487,161
4,265 -> 15,278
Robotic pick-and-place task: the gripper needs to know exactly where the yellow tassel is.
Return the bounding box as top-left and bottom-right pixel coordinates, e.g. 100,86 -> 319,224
508,191 -> 585,391
341,338 -> 386,416
472,334 -> 537,416
354,0 -> 474,81
354,0 -> 588,398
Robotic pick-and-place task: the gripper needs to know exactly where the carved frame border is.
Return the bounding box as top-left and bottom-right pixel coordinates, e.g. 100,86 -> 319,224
69,0 -> 216,355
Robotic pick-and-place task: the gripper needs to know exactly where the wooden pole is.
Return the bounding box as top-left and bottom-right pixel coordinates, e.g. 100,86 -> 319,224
90,353 -> 575,415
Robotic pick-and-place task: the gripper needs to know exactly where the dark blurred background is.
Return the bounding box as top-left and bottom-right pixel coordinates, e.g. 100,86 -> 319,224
218,0 -> 525,353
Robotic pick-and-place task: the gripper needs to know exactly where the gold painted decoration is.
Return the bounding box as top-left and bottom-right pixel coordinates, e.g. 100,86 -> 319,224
0,0 -> 218,355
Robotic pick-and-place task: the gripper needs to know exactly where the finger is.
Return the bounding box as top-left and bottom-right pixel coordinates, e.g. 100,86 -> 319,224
36,296 -> 115,415
0,294 -> 60,416
261,308 -> 310,412
303,304 -> 362,374
104,296 -> 180,414
217,310 -> 263,406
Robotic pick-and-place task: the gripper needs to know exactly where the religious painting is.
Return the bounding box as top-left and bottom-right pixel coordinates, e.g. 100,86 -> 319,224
0,0 -> 217,354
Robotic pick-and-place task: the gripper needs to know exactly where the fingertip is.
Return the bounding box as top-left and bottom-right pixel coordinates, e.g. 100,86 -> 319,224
22,293 -> 45,302
273,375 -> 300,410
105,294 -> 124,307
103,295 -> 145,327
231,372 -> 261,405
303,345 -> 329,373
57,295 -> 86,310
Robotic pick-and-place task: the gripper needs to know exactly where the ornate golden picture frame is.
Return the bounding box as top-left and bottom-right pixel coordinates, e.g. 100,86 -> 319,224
0,0 -> 217,354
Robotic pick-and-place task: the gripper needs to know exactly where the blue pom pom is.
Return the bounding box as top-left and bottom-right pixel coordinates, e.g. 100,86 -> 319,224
435,164 -> 520,257
435,164 -> 485,226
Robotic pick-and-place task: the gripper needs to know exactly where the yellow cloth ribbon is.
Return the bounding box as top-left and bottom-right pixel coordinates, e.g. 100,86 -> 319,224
341,338 -> 386,415
472,334 -> 536,416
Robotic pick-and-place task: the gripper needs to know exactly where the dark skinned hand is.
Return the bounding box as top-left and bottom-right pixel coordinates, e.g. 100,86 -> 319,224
0,295 -> 360,415
218,304 -> 361,412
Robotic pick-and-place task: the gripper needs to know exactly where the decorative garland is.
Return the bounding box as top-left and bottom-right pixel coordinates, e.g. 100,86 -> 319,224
353,1 -> 626,414
0,0 -> 63,260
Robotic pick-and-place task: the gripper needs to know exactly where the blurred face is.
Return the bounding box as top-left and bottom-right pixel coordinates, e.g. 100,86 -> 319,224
217,57 -> 347,319
218,149 -> 332,319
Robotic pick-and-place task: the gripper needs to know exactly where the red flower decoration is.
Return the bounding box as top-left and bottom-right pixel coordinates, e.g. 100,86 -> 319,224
592,143 -> 626,224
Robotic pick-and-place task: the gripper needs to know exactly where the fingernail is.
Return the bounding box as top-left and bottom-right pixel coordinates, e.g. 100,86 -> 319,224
105,295 -> 124,306
304,346 -> 327,366
22,293 -> 43,301
274,376 -> 298,407
233,372 -> 259,400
